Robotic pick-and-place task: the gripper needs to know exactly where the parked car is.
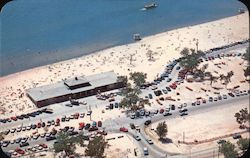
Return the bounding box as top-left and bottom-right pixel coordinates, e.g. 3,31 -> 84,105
217,139 -> 226,144
120,127 -> 128,132
232,133 -> 241,139
97,121 -> 102,127
15,148 -> 25,155
20,142 -> 29,147
2,141 -> 10,147
209,97 -> 213,102
80,113 -> 85,118
85,123 -> 91,130
160,109 -> 164,114
162,89 -> 168,94
214,97 -> 218,101
163,112 -> 172,116
133,135 -> 141,141
144,120 -> 152,126
166,87 -> 171,92
146,139 -> 154,145
46,136 -> 56,141
10,128 -> 16,133
179,108 -> 188,113
148,94 -> 153,99
228,93 -> 235,97
180,112 -> 188,116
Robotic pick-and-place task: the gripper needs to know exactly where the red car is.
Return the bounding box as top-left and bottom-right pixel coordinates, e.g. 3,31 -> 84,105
79,122 -> 85,130
56,118 -> 60,123
39,143 -> 48,148
159,109 -> 164,114
15,148 -> 25,155
74,113 -> 79,119
10,117 -> 17,121
120,127 -> 128,132
97,121 -> 102,127
37,122 -> 41,128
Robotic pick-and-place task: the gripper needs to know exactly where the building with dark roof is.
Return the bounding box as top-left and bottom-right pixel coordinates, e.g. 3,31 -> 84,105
26,71 -> 125,107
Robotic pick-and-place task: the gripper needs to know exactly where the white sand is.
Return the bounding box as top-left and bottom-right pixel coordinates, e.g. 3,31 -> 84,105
0,12 -> 249,117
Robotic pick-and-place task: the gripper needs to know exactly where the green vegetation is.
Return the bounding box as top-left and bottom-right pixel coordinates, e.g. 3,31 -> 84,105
243,46 -> 250,64
118,72 -> 148,110
85,135 -> 108,158
243,47 -> 250,79
54,132 -> 76,156
234,108 -> 250,129
117,75 -> 128,86
129,72 -> 147,87
155,121 -> 168,140
179,48 -> 204,72
237,138 -> 250,152
220,141 -> 238,158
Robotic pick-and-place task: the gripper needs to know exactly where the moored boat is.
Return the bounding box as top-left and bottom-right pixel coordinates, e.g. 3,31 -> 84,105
144,2 -> 157,10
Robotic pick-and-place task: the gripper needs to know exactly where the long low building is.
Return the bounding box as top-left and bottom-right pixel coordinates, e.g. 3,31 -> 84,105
26,71 -> 125,107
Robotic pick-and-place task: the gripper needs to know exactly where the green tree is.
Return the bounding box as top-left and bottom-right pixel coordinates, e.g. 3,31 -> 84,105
117,75 -> 128,87
244,66 -> 250,78
234,108 -> 250,128
155,121 -> 168,140
179,48 -> 204,72
85,135 -> 108,158
74,131 -> 85,147
220,141 -> 238,158
129,72 -> 147,87
54,132 -> 76,156
237,138 -> 250,152
243,46 -> 250,65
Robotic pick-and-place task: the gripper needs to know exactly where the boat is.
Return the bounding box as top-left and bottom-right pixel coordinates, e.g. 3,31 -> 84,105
144,2 -> 157,10
133,34 -> 141,41
238,8 -> 245,14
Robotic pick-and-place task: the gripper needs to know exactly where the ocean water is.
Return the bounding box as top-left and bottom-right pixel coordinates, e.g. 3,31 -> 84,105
0,0 -> 247,76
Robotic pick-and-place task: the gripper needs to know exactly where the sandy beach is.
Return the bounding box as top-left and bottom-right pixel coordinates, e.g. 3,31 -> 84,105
0,12 -> 249,117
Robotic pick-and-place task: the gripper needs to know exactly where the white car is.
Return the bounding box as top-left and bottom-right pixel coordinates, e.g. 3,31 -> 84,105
147,139 -> 154,145
151,86 -> 158,90
80,113 -> 85,118
16,127 -> 22,132
10,128 -> 16,133
81,101 -> 87,105
223,94 -> 227,99
130,113 -> 135,119
22,126 -> 26,131
133,135 -> 141,141
183,103 -> 187,107
26,125 -> 32,130
87,111 -> 92,116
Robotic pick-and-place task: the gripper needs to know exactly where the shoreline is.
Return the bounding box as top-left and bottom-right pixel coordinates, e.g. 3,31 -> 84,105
1,12 -> 249,79
0,12 -> 249,116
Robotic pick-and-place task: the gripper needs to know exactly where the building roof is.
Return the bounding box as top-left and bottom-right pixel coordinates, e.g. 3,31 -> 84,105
63,76 -> 90,88
26,71 -> 118,102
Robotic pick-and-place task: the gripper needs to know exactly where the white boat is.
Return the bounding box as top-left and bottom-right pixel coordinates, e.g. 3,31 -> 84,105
144,2 -> 157,10
133,34 -> 141,41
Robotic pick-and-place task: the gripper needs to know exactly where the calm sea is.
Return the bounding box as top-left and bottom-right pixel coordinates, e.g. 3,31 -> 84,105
0,0 -> 246,76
